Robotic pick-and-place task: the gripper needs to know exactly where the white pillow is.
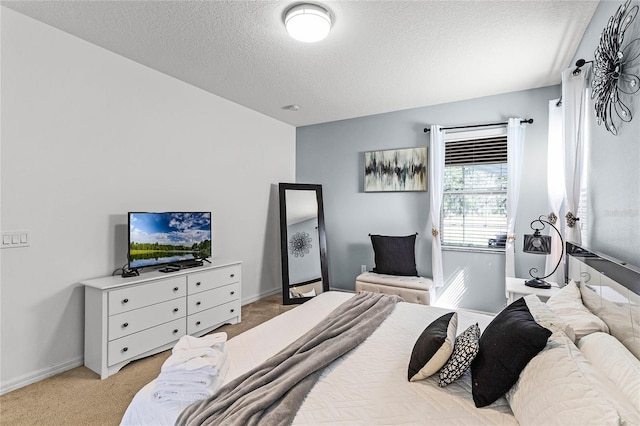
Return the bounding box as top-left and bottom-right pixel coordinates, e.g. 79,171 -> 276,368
579,282 -> 640,359
578,332 -> 640,413
290,288 -> 316,298
507,331 -> 639,426
546,280 -> 609,340
301,288 -> 317,297
524,294 -> 576,342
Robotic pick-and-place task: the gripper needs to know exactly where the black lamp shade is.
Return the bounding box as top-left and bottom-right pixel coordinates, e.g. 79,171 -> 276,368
523,216 -> 562,289
523,233 -> 551,254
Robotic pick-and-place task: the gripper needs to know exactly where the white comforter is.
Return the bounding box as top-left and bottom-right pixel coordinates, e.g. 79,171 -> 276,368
121,291 -> 516,425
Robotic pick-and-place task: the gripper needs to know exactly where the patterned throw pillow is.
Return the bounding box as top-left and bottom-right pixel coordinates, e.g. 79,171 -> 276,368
438,323 -> 480,387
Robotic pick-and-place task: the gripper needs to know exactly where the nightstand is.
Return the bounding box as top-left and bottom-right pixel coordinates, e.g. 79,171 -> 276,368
505,276 -> 561,304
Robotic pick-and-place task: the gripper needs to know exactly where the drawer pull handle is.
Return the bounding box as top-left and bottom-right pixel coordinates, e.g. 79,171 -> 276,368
196,301 -> 201,306
230,274 -> 235,278
173,287 -> 179,292
173,329 -> 179,334
122,347 -> 128,352
230,291 -> 235,295
123,298 -> 129,304
196,321 -> 201,326
173,308 -> 179,313
196,282 -> 201,287
230,308 -> 235,313
123,323 -> 129,328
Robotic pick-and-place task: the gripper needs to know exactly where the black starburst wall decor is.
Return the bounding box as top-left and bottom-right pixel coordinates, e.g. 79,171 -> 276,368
289,231 -> 312,257
592,0 -> 640,135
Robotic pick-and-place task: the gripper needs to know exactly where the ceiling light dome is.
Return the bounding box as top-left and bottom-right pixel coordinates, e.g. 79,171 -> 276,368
285,3 -> 332,43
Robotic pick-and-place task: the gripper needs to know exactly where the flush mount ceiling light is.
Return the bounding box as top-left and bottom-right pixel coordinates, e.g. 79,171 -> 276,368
285,3 -> 332,43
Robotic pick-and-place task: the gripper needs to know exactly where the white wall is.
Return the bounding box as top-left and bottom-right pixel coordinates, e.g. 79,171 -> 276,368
0,8 -> 295,392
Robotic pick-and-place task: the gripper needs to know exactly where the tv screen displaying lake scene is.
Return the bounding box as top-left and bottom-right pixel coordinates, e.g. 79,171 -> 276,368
128,212 -> 212,269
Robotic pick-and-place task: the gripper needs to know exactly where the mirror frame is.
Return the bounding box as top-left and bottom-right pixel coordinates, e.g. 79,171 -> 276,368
279,183 -> 329,305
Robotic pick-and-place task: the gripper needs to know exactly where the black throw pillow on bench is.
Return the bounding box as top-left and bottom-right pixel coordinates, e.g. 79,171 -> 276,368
370,233 -> 418,276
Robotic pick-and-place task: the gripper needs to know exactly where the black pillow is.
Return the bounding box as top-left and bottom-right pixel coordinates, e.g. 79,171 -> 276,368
408,312 -> 457,382
370,234 -> 418,276
470,298 -> 551,408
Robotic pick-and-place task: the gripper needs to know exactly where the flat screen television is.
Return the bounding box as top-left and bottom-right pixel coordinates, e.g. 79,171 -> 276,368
128,212 -> 212,270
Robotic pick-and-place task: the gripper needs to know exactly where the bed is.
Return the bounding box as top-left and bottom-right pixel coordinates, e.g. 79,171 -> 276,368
121,243 -> 640,425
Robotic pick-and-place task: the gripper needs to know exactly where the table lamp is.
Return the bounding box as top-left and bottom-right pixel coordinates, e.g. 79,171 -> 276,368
522,215 -> 564,289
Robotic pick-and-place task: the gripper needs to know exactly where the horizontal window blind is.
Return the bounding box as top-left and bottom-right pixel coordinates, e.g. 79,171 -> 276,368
445,137 -> 507,165
442,136 -> 508,249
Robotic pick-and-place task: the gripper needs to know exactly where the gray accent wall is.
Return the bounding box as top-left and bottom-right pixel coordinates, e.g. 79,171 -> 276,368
297,86 -> 560,313
570,1 -> 640,267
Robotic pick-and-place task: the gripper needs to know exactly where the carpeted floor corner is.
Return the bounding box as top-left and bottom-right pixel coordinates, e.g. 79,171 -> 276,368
0,293 -> 295,425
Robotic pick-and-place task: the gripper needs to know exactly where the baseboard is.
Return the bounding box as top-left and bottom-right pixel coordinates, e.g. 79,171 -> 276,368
0,287 -> 308,395
0,356 -> 84,395
242,287 -> 281,305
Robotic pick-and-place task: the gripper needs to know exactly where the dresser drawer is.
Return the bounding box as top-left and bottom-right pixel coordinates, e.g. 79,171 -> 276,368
188,265 -> 240,295
187,300 -> 240,335
187,282 -> 239,315
108,298 -> 186,341
108,318 -> 185,366
109,276 -> 186,315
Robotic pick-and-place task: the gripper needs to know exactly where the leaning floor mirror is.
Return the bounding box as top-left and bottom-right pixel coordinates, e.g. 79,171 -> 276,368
279,183 -> 329,305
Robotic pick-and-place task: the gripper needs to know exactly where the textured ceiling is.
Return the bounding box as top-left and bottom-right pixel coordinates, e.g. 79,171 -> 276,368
2,0 -> 599,127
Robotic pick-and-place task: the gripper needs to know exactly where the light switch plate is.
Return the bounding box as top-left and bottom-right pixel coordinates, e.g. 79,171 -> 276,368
1,230 -> 30,248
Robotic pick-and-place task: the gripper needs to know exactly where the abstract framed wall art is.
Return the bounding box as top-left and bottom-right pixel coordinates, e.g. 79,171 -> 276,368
364,147 -> 427,192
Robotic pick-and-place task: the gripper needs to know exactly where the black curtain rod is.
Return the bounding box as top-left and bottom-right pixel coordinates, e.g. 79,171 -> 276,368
423,118 -> 533,133
555,58 -> 593,107
572,58 -> 592,76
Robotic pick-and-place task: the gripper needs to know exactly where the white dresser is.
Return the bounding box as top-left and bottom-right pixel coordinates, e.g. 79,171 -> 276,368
82,259 -> 242,379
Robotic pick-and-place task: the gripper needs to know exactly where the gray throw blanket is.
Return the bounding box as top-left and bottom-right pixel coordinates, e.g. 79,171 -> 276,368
176,292 -> 401,426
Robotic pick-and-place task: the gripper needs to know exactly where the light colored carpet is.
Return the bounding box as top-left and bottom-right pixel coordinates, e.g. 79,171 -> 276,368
0,293 -> 295,425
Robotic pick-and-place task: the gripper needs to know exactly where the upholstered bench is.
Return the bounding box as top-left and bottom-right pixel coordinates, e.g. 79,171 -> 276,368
356,272 -> 433,305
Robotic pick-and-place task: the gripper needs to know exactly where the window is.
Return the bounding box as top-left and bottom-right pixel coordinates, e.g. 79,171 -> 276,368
441,132 -> 508,250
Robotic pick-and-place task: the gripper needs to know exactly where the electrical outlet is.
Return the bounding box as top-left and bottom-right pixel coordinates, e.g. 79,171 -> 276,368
361,264 -> 367,273
1,230 -> 31,249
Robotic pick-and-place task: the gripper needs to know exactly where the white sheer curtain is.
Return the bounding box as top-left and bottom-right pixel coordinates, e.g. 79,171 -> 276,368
546,99 -> 565,284
561,67 -> 587,245
505,118 -> 526,278
429,125 -> 445,288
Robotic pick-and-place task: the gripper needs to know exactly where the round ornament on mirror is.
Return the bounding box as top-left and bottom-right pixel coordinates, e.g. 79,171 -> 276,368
289,231 -> 312,257
591,0 -> 640,135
